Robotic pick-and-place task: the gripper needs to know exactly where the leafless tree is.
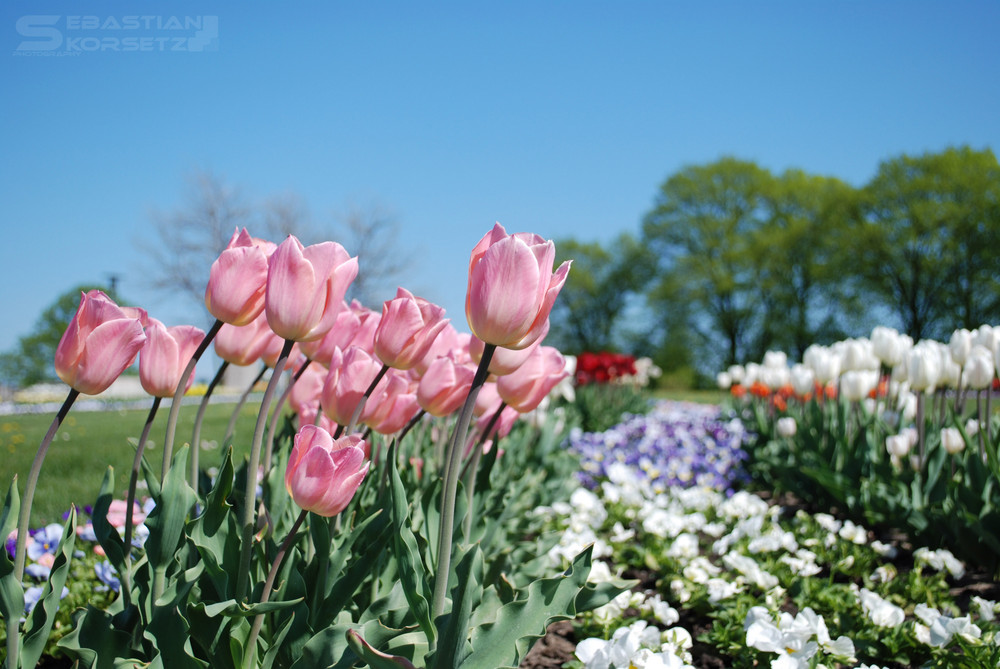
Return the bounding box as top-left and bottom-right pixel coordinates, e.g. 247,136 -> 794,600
137,169 -> 409,316
138,170 -> 254,308
331,201 -> 412,308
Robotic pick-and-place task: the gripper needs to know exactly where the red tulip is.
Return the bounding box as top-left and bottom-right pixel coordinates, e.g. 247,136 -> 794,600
54,290 -> 147,395
139,319 -> 206,398
205,228 -> 274,326
214,312 -> 273,366
374,288 -> 450,371
496,346 -> 569,413
418,355 -> 476,417
265,235 -> 358,342
285,426 -> 368,517
465,223 -> 570,350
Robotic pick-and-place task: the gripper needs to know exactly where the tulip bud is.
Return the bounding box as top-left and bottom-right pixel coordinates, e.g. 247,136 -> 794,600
205,228 -> 274,326
465,223 -> 570,350
214,313 -> 273,366
374,288 -> 450,371
776,417 -> 797,438
285,426 -> 368,517
940,427 -> 965,455
55,290 -> 147,396
496,346 -> 570,413
265,235 -> 358,342
139,319 -> 205,398
418,355 -> 476,417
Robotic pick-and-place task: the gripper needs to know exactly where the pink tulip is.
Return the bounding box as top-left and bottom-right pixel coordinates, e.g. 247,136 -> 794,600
473,381 -> 503,418
261,332 -> 300,369
214,313 -> 273,366
205,228 -> 275,326
265,235 -> 358,342
374,288 -> 450,371
285,426 -> 369,517
418,355 -> 476,417
320,346 -> 384,426
289,363 -> 328,415
297,407 -> 337,435
139,319 -> 206,398
468,319 -> 549,376
496,346 -> 569,413
415,323 -> 469,375
465,223 -> 571,350
54,290 -> 148,396
349,302 -> 381,354
363,370 -> 421,435
476,405 -> 520,441
300,301 -> 360,365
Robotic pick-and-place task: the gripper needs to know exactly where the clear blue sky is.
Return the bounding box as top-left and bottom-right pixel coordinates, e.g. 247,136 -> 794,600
2,1 -> 998,356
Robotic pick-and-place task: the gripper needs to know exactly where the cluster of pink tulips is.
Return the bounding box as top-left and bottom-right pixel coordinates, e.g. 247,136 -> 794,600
5,221 -> 573,668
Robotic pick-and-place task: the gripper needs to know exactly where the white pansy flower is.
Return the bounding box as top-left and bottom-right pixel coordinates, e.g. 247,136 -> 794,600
838,520 -> 867,545
972,596 -> 998,622
705,578 -> 742,603
857,588 -> 905,628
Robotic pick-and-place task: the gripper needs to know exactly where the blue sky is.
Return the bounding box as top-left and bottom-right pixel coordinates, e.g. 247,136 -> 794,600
2,1 -> 998,358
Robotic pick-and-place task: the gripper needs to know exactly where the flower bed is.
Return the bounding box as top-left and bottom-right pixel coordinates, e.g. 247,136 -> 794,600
538,401 -> 1000,668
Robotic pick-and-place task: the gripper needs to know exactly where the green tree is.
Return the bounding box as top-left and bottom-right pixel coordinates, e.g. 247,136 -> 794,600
857,146 -> 1000,340
547,232 -> 654,354
0,284 -> 124,388
755,169 -> 861,359
642,157 -> 775,369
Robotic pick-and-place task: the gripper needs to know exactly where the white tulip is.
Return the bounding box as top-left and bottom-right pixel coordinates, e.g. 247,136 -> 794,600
941,427 -> 965,455
949,328 -> 973,366
716,371 -> 732,390
907,344 -> 941,392
790,364 -> 815,397
777,417 -> 797,438
963,345 -> 995,390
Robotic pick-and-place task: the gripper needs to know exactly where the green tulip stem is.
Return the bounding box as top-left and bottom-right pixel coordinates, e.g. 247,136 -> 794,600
461,401 -> 507,541
432,344 -> 495,622
190,360 -> 229,489
977,390 -> 986,462
12,388 -> 79,585
8,387 -> 79,669
917,392 -> 926,469
122,396 -> 162,603
225,364 -> 269,444
236,338 -> 294,602
245,507 -> 309,669
345,363 -> 389,435
262,358 -> 312,477
161,318 -> 223,481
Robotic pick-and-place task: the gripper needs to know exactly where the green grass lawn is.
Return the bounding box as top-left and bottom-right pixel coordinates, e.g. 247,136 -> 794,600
0,400 -> 263,525
652,388 -> 728,404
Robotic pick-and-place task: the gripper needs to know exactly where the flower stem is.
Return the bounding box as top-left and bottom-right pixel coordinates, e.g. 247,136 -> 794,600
191,361 -> 229,489
245,508 -> 308,669
346,363 -> 389,435
9,387 -> 79,669
225,364 -> 268,444
161,318 -> 223,481
236,339 -> 294,601
122,396 -> 161,603
461,402 -> 506,541
431,344 -> 494,622
263,358 -> 312,478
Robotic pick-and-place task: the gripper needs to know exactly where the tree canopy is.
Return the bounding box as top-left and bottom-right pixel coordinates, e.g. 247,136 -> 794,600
549,146 -> 1000,381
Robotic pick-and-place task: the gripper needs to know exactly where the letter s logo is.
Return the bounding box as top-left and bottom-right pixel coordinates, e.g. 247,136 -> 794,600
16,16 -> 62,51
